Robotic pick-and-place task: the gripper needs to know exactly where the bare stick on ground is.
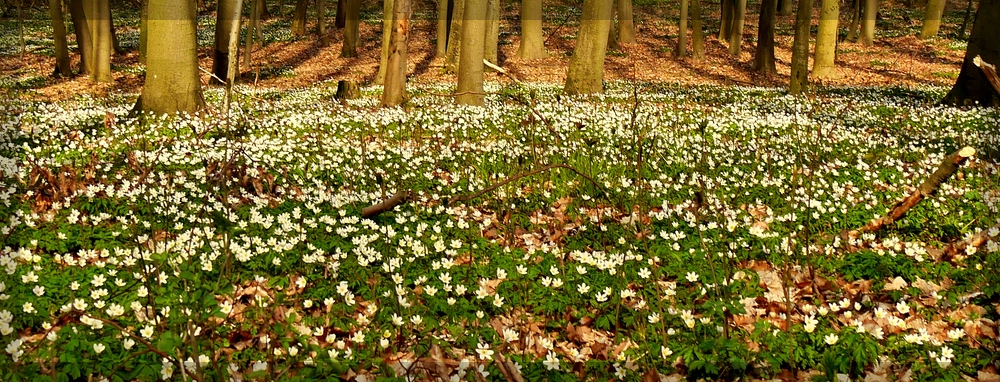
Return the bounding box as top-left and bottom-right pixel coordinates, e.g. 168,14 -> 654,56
845,146 -> 976,239
942,221 -> 1000,261
974,56 -> 1000,97
362,190 -> 411,218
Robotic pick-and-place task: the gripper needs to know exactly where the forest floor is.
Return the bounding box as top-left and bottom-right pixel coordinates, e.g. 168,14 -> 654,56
0,0 -> 976,101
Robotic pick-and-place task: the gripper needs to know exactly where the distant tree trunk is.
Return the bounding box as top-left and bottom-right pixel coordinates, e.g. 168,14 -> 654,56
691,0 -> 704,59
376,0 -> 394,83
436,0 -> 448,56
847,0 -> 861,41
944,0 -> 1000,106
244,0 -> 260,66
457,0 -> 487,105
110,11 -> 124,55
789,0 -> 813,94
617,0 -> 636,43
860,0 -> 876,46
754,0 -> 777,73
68,0 -> 92,74
607,0 -> 619,50
517,0 -> 547,59
779,0 -> 793,16
565,0 -> 613,95
84,0 -> 112,82
484,0 -> 500,67
317,0 -> 328,45
213,0 -> 242,84
342,0 -> 360,57
139,0 -> 147,63
958,0 -> 974,39
445,0 -> 464,72
719,0 -> 733,41
920,0 -> 946,38
677,0 -> 688,57
382,0 -> 410,107
813,0 -> 838,78
50,0 -> 73,76
729,0 -> 746,56
335,0 -> 346,28
139,0 -> 204,114
292,0 -> 308,36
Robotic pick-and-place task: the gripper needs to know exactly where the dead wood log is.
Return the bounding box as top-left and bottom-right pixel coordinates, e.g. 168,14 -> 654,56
494,352 -> 525,382
942,221 -> 1000,261
974,55 -> 1000,97
845,146 -> 976,239
362,190 -> 410,218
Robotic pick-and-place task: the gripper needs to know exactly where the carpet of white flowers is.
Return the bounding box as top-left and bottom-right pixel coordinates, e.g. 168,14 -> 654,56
1,82 -> 999,381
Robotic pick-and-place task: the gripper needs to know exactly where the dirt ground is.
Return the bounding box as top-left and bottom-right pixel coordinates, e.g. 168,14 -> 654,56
0,0 -> 968,102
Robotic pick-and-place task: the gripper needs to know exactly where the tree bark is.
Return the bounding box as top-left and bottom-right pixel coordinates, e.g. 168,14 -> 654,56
342,0 -> 360,57
565,0 -> 613,95
779,0 -> 793,16
617,0 -> 636,43
436,0 -> 448,56
445,0 -> 464,72
728,0 -> 746,56
68,0 -> 92,74
860,0 -> 877,46
84,0 -> 112,83
677,0 -> 688,57
213,0 -> 242,84
139,0 -> 204,114
317,0 -> 327,45
959,0 -> 974,39
920,0 -> 946,39
607,0 -> 619,50
49,0 -> 73,77
457,0 -> 487,106
376,0 -> 394,83
944,0 -> 1000,106
517,0 -> 547,59
812,0 -> 838,78
691,0 -> 704,59
382,0 -> 410,107
719,0 -> 733,41
244,0 -> 261,66
335,0 -> 346,28
847,0 -> 861,41
484,0 -> 500,67
754,0 -> 777,74
789,0 -> 813,94
292,0 -> 308,36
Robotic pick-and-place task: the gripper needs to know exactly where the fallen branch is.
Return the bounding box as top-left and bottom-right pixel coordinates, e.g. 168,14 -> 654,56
448,163 -> 604,206
844,146 -> 976,239
362,190 -> 411,218
942,221 -> 1000,261
974,55 -> 1000,97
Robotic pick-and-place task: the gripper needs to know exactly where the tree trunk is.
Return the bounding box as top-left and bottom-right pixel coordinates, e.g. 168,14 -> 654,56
728,0 -> 746,56
342,0 -> 360,57
617,0 -> 636,43
382,0 -> 410,107
436,0 -> 448,56
517,0 -> 547,59
958,0 -> 974,39
139,0 -> 204,114
376,0 -> 394,83
68,0 -> 92,74
565,0 -> 613,95
213,0 -> 241,84
50,0 -> 72,76
244,0 -> 260,66
110,10 -> 124,55
677,0 -> 688,57
445,0 -> 464,72
812,0 -> 838,78
920,0 -> 946,38
691,0 -> 704,59
754,0 -> 777,74
944,0 -> 1000,106
484,0 -> 500,67
789,0 -> 813,94
847,0 -> 861,41
335,0 -> 346,28
84,0 -> 112,82
607,0 -> 619,50
292,0 -> 308,36
779,0 -> 793,16
139,0 -> 147,63
719,0 -> 733,41
457,0 -> 487,105
317,0 -> 328,45
860,0 -> 876,46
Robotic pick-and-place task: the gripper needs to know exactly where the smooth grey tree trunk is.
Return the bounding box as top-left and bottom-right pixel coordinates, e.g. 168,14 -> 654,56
457,0 -> 487,106
565,0 -> 613,95
139,0 -> 204,114
517,0 -> 547,59
789,0 -> 813,94
382,0 -> 410,107
49,0 -> 73,76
